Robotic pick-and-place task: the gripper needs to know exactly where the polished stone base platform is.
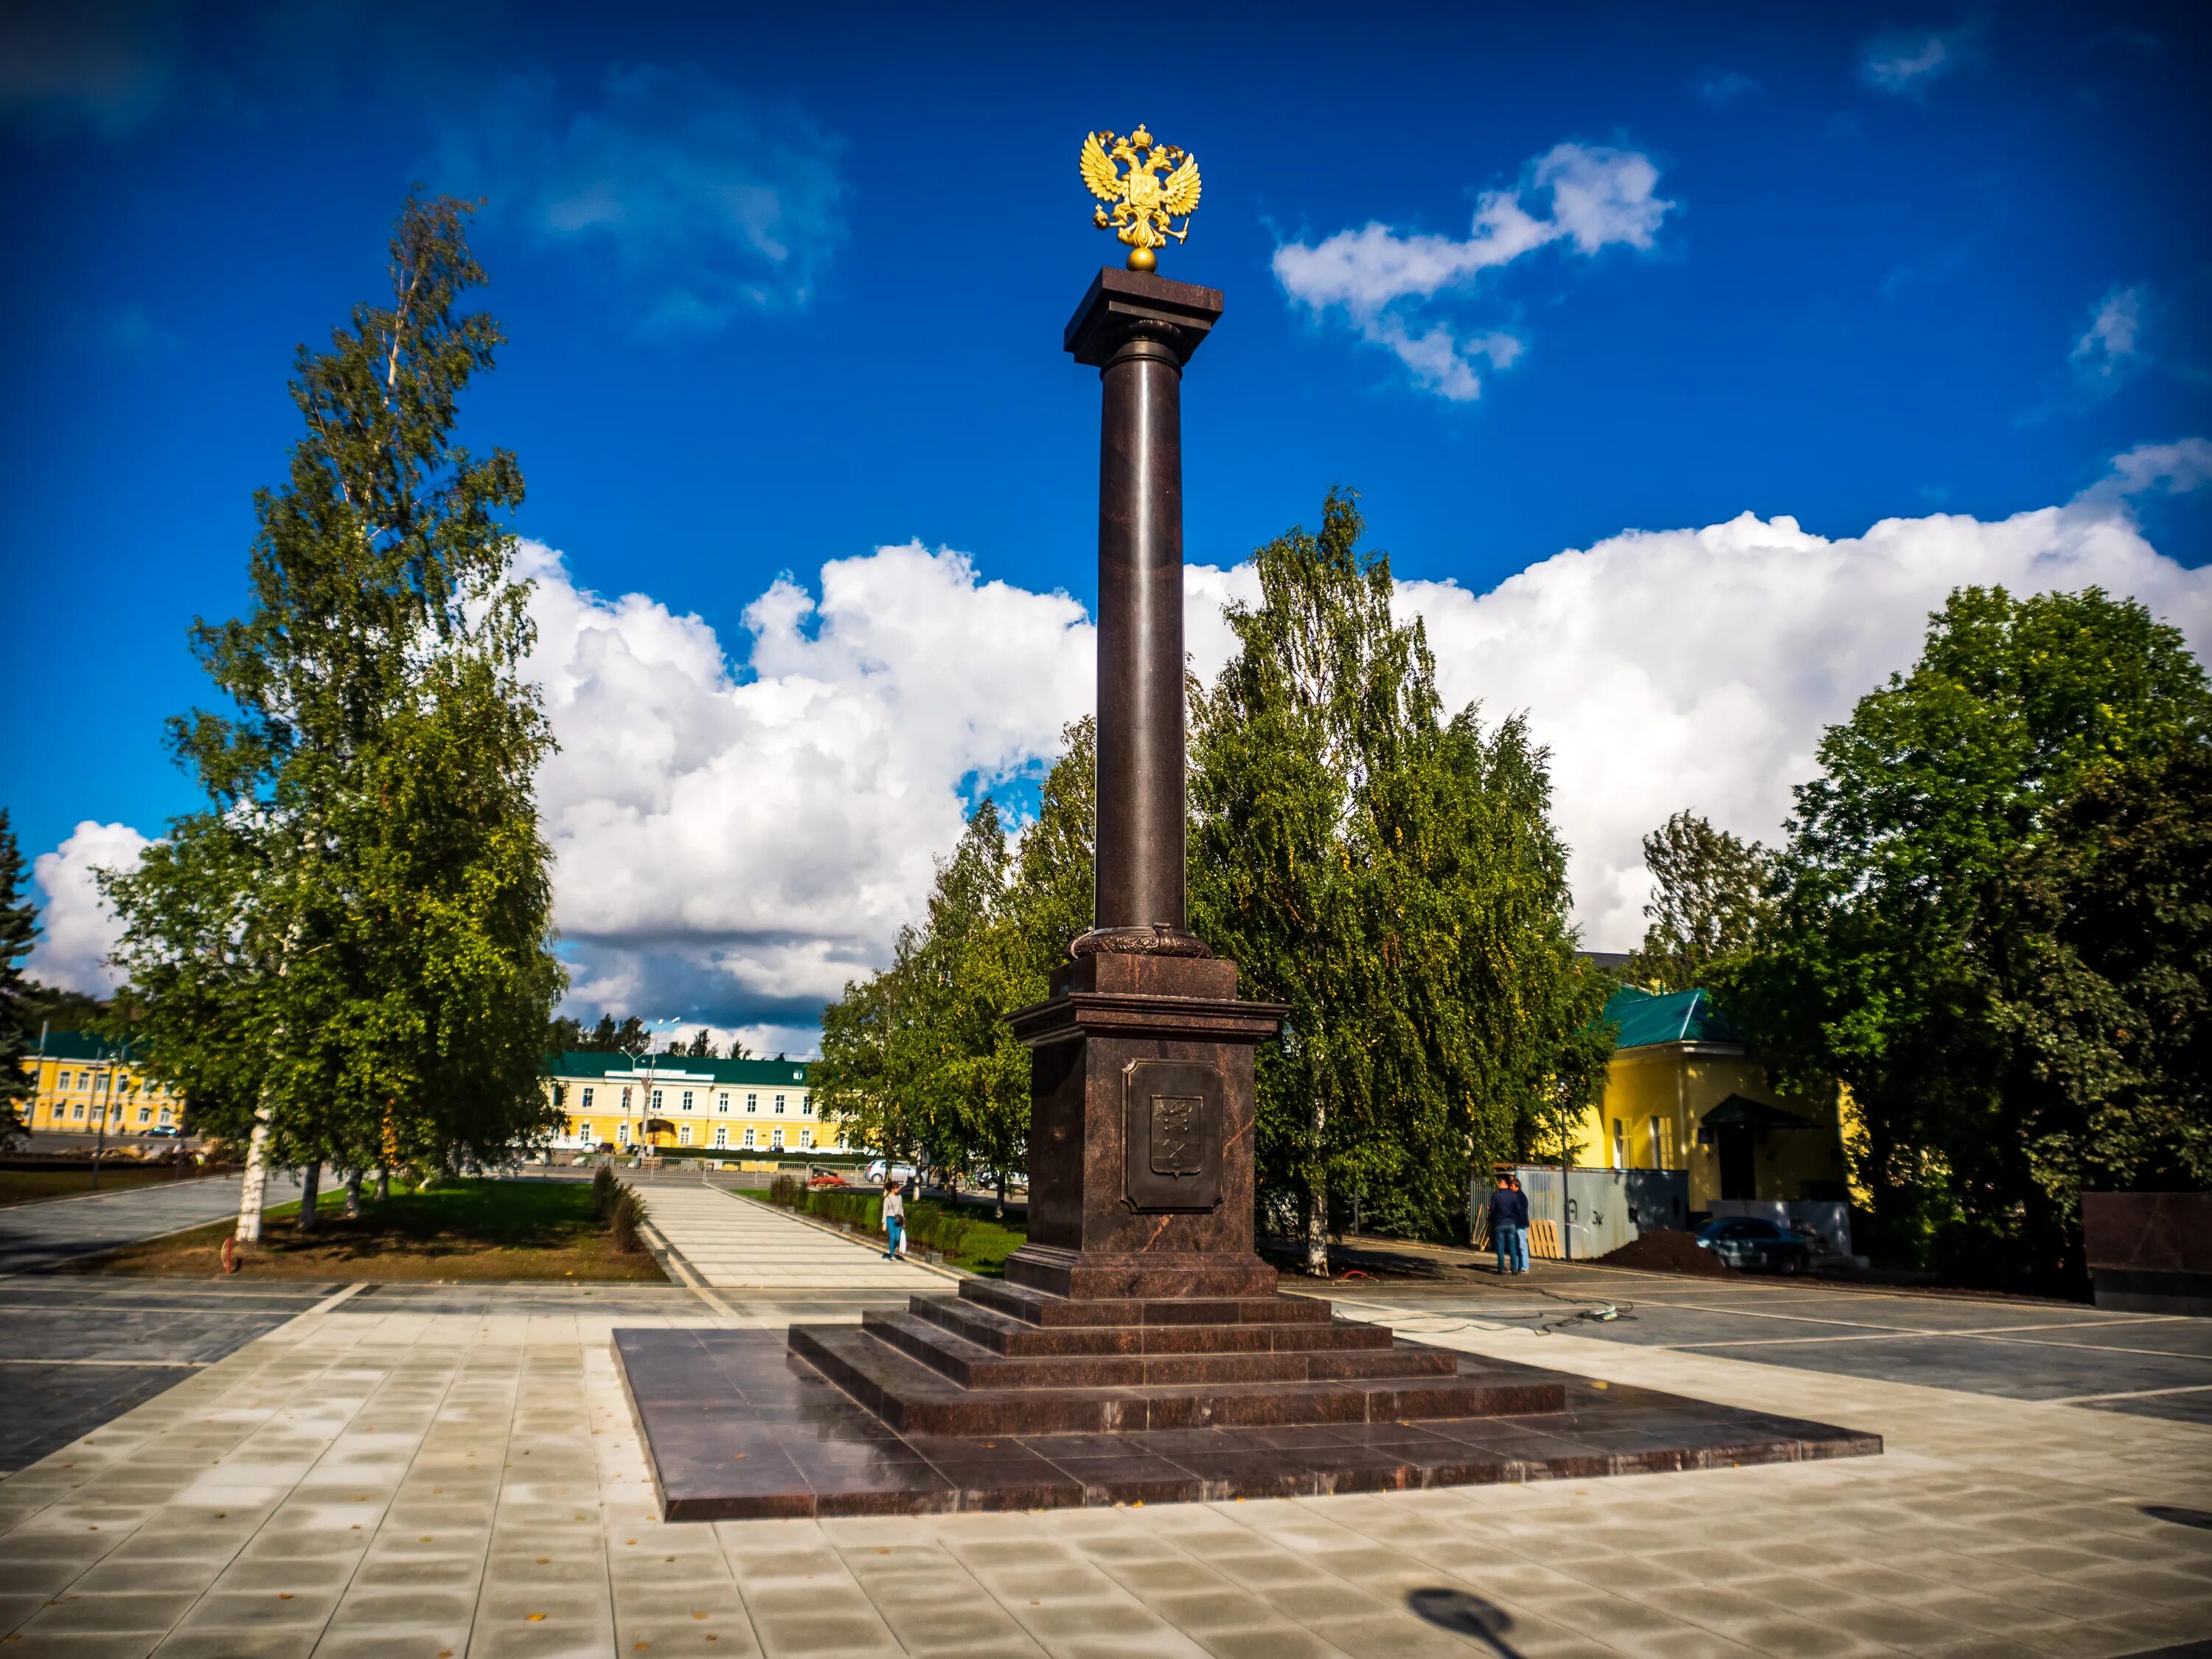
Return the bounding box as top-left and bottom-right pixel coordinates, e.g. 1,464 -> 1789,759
614,1327 -> 1882,1520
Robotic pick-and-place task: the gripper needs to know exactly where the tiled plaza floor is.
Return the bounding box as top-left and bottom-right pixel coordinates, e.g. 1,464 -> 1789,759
1,1267 -> 2208,1658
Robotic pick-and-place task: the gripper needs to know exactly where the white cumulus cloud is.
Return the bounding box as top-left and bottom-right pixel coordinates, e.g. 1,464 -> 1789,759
29,446 -> 2209,1046
1385,442 -> 2212,950
1273,142 -> 1673,400
521,538 -> 1093,1051
27,821 -> 151,995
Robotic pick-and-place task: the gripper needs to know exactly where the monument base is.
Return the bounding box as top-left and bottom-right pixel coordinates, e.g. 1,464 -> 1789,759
614,1325 -> 1881,1520
785,1270 -> 1561,1438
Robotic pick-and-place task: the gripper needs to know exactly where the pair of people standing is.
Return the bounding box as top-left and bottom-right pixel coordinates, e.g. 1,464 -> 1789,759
1489,1173 -> 1531,1274
880,1178 -> 908,1261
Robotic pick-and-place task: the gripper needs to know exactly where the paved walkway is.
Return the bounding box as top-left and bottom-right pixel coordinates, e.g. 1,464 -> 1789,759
0,1172 -> 303,1276
0,1273 -> 2206,1657
631,1182 -> 937,1291
1329,1265 -> 2212,1425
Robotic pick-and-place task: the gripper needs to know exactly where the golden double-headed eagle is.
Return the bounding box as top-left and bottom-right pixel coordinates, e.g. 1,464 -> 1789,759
1081,125 -> 1200,272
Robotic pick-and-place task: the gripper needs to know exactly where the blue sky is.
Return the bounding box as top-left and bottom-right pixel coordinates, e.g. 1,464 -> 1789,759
5,1 -> 2208,1046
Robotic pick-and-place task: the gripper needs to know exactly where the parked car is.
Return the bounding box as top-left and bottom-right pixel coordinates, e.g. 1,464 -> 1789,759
144,1126 -> 183,1138
807,1169 -> 849,1189
1695,1216 -> 1813,1274
863,1161 -> 919,1186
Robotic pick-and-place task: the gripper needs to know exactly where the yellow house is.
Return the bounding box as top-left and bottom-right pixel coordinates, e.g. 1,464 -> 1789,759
1575,987 -> 1848,1211
15,1029 -> 184,1137
543,1052 -> 844,1157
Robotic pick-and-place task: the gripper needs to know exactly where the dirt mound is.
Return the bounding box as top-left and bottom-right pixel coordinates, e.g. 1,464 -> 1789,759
1597,1228 -> 1736,1276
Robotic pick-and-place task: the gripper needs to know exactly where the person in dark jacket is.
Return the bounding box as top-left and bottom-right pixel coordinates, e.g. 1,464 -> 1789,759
1488,1174 -> 1522,1275
1506,1176 -> 1531,1271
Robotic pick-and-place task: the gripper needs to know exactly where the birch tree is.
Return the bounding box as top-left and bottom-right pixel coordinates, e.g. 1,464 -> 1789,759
105,194 -> 563,1241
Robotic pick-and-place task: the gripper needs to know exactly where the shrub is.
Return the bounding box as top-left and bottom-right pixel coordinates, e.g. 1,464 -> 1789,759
592,1165 -> 618,1220
903,1200 -> 974,1257
609,1189 -> 646,1254
768,1175 -> 804,1208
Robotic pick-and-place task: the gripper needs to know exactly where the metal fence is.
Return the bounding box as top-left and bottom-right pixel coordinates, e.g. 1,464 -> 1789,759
1472,1166 -> 1691,1259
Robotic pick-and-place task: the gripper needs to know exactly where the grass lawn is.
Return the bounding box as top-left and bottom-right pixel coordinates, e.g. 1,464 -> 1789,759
80,1178 -> 667,1282
0,1166 -> 220,1208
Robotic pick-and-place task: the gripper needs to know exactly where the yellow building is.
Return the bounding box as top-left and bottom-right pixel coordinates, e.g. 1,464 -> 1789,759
543,1052 -> 844,1157
15,1029 -> 184,1137
1574,987 -> 1848,1210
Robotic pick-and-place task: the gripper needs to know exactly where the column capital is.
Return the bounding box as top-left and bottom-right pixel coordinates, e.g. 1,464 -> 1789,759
1064,267 -> 1224,369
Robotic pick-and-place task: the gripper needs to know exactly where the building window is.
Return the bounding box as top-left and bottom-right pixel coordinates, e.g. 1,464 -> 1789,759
747,1093 -> 757,1112
617,1122 -> 630,1145
1612,1119 -> 1626,1169
577,1121 -> 591,1144
158,1109 -> 173,1126
137,1108 -> 151,1124
801,1096 -> 812,1116
714,1126 -> 727,1148
1649,1116 -> 1674,1169
774,1094 -> 785,1112
679,1124 -> 692,1146
582,1088 -> 594,1109
681,1091 -> 693,1111
59,1072 -> 72,1091
73,1102 -> 85,1119
742,1127 -> 754,1149
651,1090 -> 663,1110
718,1093 -> 729,1112
799,1129 -> 813,1150
771,1127 -> 784,1150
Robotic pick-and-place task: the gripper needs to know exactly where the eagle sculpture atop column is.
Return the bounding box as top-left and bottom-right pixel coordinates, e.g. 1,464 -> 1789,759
1080,125 -> 1202,271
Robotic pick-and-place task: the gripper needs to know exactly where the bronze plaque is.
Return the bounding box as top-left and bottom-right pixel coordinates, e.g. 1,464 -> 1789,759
1123,1060 -> 1222,1211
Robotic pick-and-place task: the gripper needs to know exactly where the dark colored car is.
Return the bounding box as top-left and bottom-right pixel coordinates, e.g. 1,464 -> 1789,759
1695,1216 -> 1813,1274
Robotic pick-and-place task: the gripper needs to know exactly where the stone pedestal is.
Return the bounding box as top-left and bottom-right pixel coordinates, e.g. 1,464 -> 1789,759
1004,953 -> 1281,1301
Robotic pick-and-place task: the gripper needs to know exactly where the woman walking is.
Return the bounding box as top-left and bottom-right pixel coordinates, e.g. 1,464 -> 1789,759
881,1178 -> 906,1262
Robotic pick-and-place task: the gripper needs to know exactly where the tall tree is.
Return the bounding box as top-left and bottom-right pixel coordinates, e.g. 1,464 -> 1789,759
105,194 -> 564,1239
0,813 -> 37,1144
1624,811 -> 1769,992
1006,718 -> 1096,981
684,1029 -> 718,1059
1720,586 -> 2211,1286
1191,490 -> 1601,1273
2003,734 -> 2212,1208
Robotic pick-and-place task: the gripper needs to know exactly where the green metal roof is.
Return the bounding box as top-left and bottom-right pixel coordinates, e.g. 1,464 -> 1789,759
548,1051 -> 810,1085
1600,986 -> 1743,1050
27,1029 -> 145,1062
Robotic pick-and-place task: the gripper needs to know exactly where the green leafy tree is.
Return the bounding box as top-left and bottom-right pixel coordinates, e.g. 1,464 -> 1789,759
898,802 -> 1032,1209
0,813 -> 36,1144
2003,735 -> 2212,1207
1720,586 -> 2211,1287
815,946 -> 913,1165
684,1028 -> 718,1059
104,194 -> 564,1239
1623,811 -> 1769,992
1006,718 -> 1096,978
1191,490 -> 1603,1273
